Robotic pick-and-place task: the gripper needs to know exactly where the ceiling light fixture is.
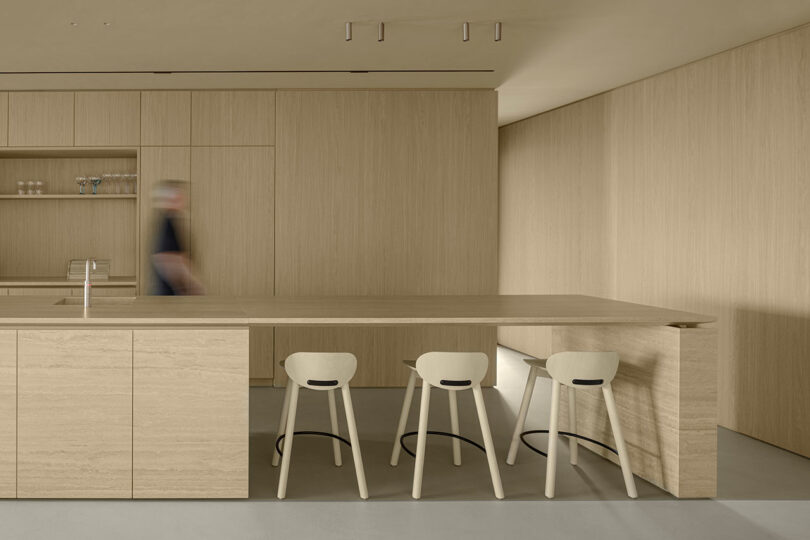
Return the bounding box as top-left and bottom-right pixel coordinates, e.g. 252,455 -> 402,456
69,21 -> 78,27
378,22 -> 384,42
345,22 -> 352,41
463,22 -> 470,42
103,22 -> 112,28
495,22 -> 502,42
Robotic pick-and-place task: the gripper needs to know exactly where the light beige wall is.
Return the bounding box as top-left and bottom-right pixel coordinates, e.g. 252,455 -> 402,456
499,24 -> 810,456
275,90 -> 499,386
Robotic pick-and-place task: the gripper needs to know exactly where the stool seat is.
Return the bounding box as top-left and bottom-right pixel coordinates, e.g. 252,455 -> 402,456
391,352 -> 504,500
506,351 -> 637,499
273,352 -> 368,500
522,357 -> 548,373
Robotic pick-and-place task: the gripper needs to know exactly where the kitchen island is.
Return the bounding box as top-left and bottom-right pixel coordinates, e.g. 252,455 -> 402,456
0,294 -> 716,499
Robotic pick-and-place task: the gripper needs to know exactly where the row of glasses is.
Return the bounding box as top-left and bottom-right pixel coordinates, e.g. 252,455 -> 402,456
75,174 -> 138,195
16,180 -> 45,195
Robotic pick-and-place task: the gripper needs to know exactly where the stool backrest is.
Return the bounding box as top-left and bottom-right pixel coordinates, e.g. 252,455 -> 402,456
415,352 -> 489,390
284,352 -> 358,390
545,351 -> 619,388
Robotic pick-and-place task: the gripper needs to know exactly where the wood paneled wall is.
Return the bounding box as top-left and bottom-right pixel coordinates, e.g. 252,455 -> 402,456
499,24 -> 810,456
275,90 -> 499,386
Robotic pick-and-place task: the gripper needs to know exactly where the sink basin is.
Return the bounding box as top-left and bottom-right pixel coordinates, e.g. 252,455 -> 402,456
54,297 -> 136,306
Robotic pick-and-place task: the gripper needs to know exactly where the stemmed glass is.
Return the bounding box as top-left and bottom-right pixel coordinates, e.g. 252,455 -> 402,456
90,176 -> 102,195
75,176 -> 88,195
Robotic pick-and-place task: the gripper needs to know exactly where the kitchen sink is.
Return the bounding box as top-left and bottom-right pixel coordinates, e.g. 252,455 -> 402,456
54,296 -> 136,306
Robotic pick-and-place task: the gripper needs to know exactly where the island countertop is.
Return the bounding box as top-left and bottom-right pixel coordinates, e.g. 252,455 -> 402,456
0,294 -> 715,327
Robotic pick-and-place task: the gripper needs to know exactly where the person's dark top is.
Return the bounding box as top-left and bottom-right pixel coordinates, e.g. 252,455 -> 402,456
151,212 -> 182,295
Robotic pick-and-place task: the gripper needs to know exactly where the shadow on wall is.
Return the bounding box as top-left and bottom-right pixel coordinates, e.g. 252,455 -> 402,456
729,307 -> 810,458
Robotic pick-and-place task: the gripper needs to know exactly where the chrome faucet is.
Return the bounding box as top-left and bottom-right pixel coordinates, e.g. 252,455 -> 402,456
84,258 -> 96,308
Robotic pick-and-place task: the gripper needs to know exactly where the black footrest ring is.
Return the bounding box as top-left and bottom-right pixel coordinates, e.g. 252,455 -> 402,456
399,430 -> 487,458
519,430 -> 618,458
275,431 -> 352,457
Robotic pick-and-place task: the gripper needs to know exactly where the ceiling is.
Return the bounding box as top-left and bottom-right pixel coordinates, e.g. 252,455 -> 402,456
1,1 -> 809,125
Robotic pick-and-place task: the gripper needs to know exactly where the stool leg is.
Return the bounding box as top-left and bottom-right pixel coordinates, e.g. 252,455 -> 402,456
327,389 -> 343,467
341,385 -> 368,499
603,384 -> 638,499
472,385 -> 505,499
412,379 -> 432,499
277,382 -> 300,499
448,390 -> 461,466
568,386 -> 578,466
271,380 -> 293,467
545,380 -> 561,498
506,365 -> 538,465
390,370 -> 418,466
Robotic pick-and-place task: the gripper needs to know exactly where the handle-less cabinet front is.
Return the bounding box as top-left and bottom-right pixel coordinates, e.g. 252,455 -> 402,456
17,330 -> 133,498
0,331 -> 15,498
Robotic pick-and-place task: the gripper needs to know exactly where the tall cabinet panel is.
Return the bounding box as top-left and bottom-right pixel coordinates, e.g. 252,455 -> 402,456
141,91 -> 191,146
8,92 -> 74,146
191,91 -> 275,146
191,147 -> 275,379
0,93 -> 7,146
75,91 -> 140,146
139,147 -> 191,293
0,331 -> 15,498
274,90 -> 499,386
17,330 -> 133,498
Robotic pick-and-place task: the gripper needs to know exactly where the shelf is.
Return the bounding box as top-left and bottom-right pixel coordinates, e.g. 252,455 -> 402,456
0,147 -> 138,159
0,276 -> 137,287
0,194 -> 137,199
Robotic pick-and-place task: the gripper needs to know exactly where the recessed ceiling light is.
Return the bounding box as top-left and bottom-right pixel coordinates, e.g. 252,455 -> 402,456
103,22 -> 112,27
69,22 -> 78,27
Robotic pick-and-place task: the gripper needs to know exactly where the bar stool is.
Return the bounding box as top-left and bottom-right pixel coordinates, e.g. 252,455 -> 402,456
506,352 -> 637,499
273,352 -> 368,500
390,352 -> 504,499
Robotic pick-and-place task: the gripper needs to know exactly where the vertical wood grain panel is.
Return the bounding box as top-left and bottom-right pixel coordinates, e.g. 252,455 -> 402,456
8,92 -> 74,147
133,328 -> 249,498
141,91 -> 191,146
75,92 -> 140,146
139,147 -> 191,293
0,93 -> 7,146
499,24 -> 810,456
190,147 -> 274,379
17,330 -> 132,498
275,90 -> 498,386
191,91 -> 275,146
498,96 -> 613,358
0,331 -> 15,498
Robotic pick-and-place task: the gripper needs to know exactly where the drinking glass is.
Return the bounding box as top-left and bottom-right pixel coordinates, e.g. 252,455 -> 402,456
90,176 -> 102,195
16,181 -> 25,195
75,176 -> 88,195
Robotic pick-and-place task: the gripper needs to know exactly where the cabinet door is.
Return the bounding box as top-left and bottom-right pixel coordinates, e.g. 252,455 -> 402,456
191,146 -> 274,379
0,93 -> 7,146
17,330 -> 133,498
133,329 -> 248,498
191,91 -> 275,145
0,331 -> 15,498
75,92 -> 140,146
141,91 -> 191,145
8,92 -> 74,146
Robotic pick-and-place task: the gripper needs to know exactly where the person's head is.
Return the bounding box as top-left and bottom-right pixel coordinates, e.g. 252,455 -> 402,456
152,180 -> 188,211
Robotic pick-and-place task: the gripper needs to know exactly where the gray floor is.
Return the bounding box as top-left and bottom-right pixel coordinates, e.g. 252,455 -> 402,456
2,347 -> 810,539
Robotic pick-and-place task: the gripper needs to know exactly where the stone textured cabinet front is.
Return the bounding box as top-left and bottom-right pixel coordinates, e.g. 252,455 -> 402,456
17,330 -> 133,498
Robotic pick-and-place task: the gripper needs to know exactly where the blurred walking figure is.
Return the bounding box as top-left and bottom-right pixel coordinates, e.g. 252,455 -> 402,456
150,180 -> 205,295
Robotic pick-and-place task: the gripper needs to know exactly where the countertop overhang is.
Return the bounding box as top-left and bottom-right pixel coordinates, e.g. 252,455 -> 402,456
0,294 -> 716,327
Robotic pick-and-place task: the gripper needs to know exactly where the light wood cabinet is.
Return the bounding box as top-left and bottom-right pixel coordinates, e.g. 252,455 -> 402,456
133,329 -> 249,498
0,331 -> 15,498
274,90 -> 498,386
17,330 -> 133,498
75,92 -> 140,146
141,91 -> 191,145
0,93 -> 7,146
8,287 -> 74,296
191,91 -> 275,146
191,147 -> 274,379
139,147 -> 191,293
8,92 -> 74,147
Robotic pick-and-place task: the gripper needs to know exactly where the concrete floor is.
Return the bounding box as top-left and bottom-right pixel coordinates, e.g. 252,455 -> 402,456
2,347 -> 809,539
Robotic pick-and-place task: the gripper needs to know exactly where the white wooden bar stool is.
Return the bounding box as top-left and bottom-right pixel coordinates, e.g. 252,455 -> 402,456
506,352 -> 637,499
273,352 -> 368,500
390,352 -> 504,499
